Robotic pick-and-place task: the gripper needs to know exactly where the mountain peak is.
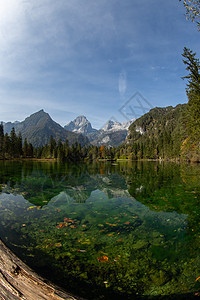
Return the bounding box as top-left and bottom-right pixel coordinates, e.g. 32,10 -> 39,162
3,110 -> 90,147
64,116 -> 134,147
74,115 -> 88,125
23,109 -> 50,125
76,115 -> 86,119
30,109 -> 46,116
64,115 -> 97,135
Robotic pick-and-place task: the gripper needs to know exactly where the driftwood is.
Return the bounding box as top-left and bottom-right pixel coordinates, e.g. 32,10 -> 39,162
0,240 -> 83,300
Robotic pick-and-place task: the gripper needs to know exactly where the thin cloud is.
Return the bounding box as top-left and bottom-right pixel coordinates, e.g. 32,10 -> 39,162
118,70 -> 127,97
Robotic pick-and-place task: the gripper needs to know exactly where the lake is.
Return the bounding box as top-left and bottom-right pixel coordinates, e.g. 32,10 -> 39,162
0,160 -> 200,299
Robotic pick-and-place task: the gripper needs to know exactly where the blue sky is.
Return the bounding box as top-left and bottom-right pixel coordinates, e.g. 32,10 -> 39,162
0,0 -> 199,129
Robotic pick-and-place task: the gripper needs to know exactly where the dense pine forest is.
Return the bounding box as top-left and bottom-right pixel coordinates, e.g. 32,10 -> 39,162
0,123 -> 116,161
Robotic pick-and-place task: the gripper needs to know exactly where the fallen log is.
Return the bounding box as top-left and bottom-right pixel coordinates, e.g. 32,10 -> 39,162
0,239 -> 83,300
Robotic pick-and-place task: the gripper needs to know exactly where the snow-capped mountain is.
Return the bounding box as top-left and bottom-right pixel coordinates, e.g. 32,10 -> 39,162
101,120 -> 133,132
64,115 -> 97,136
64,116 -> 134,146
91,119 -> 134,146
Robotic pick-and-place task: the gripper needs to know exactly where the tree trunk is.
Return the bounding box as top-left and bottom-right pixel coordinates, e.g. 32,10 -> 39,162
0,239 -> 83,300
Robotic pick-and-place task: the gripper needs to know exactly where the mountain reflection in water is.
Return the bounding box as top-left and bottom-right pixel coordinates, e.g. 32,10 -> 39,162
0,161 -> 200,299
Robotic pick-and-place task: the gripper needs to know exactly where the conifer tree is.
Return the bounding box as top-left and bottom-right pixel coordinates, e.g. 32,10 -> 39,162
0,122 -> 4,156
64,139 -> 69,159
23,138 -> 29,157
49,135 -> 56,158
182,47 -> 200,138
16,133 -> 23,157
3,133 -> 10,157
10,127 -> 17,157
27,143 -> 33,157
180,0 -> 200,29
57,139 -> 65,161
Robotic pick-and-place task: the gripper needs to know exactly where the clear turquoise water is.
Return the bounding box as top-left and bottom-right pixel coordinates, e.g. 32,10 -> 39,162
0,160 -> 200,299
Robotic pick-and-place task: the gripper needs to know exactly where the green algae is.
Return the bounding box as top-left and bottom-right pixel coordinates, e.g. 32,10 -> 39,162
0,161 -> 200,299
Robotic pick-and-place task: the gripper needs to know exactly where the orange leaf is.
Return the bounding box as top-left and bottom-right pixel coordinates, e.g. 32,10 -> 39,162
195,276 -> 200,281
97,255 -> 109,263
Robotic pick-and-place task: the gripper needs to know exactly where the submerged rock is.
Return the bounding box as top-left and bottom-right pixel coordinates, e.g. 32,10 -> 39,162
48,191 -> 75,207
150,270 -> 170,286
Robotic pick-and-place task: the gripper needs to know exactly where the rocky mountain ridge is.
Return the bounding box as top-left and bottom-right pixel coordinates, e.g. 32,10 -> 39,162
64,115 -> 134,146
2,110 -> 89,147
64,115 -> 97,135
2,111 -> 134,148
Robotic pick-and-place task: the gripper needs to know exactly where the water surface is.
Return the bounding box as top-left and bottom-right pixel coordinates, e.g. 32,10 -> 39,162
0,161 -> 200,299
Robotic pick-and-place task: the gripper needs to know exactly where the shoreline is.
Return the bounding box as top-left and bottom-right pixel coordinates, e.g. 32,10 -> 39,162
0,157 -> 198,163
0,158 -> 57,162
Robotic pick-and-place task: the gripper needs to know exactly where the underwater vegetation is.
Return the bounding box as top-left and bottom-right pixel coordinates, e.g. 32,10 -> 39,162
0,161 -> 200,299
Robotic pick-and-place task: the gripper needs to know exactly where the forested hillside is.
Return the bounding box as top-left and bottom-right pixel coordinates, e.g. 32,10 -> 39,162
116,104 -> 187,160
